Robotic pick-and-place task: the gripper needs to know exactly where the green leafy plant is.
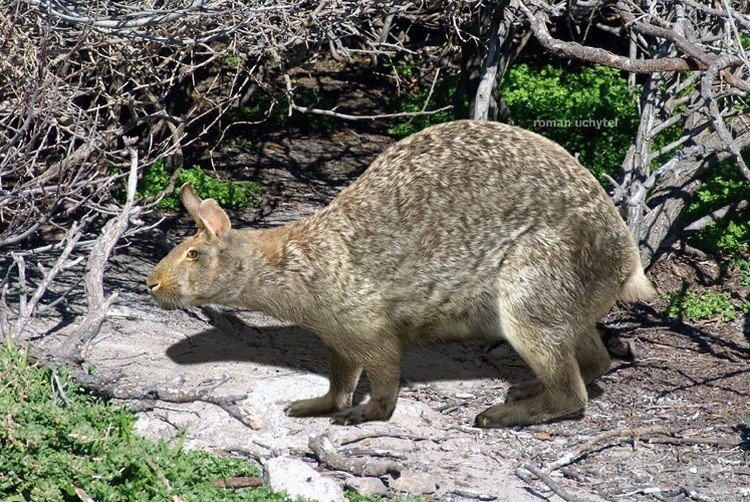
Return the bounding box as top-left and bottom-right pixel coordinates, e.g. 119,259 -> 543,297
0,341 -> 283,501
227,92 -> 289,126
733,258 -> 750,290
138,162 -> 263,210
386,77 -> 463,138
684,158 -> 750,257
227,137 -> 254,149
386,63 -> 640,180
224,55 -> 243,68
501,64 -> 640,181
665,289 -> 741,322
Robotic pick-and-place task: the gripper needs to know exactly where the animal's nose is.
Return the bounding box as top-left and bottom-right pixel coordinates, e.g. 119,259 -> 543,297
147,280 -> 160,293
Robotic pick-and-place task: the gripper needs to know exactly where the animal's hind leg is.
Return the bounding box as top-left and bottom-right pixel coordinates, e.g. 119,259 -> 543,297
576,326 -> 610,384
476,315 -> 588,427
505,325 -> 610,403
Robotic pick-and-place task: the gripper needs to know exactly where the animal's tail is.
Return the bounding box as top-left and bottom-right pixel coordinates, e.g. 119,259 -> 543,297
619,265 -> 657,303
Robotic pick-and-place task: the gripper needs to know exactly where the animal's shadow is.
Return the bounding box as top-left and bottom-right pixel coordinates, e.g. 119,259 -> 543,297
165,310 -> 532,387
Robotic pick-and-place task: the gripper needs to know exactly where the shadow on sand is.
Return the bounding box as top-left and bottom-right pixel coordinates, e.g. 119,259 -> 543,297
164,309 -> 531,386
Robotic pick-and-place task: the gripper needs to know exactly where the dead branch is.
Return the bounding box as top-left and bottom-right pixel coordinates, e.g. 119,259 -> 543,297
545,426 -> 748,473
112,378 -> 261,430
701,55 -> 750,182
283,72 -> 453,121
472,1 -> 508,121
547,426 -> 670,472
60,143 -> 141,361
646,435 -> 748,448
211,477 -> 263,489
518,2 -> 707,73
338,431 -> 435,445
309,432 -> 401,478
615,5 -> 714,68
340,447 -> 407,460
518,464 -> 585,502
289,102 -> 455,122
2,222 -> 86,341
31,347 -> 263,430
683,200 -> 749,233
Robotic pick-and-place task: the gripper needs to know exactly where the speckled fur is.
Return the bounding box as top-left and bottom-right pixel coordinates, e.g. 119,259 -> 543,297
147,120 -> 655,427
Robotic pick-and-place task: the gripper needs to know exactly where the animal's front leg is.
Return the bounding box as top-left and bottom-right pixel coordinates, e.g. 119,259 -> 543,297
285,348 -> 362,417
331,352 -> 401,425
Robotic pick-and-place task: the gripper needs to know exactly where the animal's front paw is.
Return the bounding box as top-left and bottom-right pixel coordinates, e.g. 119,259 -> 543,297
330,405 -> 371,425
284,395 -> 335,417
330,400 -> 394,425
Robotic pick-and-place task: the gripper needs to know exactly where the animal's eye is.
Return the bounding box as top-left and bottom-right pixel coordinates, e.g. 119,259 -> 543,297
186,249 -> 198,260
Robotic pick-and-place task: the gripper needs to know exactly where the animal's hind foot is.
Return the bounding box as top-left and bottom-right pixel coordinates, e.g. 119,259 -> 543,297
475,392 -> 586,428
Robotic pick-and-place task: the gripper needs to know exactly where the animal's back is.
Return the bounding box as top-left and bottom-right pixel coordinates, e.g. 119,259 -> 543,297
304,120 -> 641,327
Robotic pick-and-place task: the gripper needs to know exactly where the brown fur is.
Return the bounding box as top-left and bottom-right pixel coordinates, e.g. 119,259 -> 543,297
147,120 -> 655,427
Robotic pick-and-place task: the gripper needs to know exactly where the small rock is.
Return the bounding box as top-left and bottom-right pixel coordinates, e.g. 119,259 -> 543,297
263,457 -> 346,502
451,487 -> 497,500
344,476 -> 388,496
389,471 -> 438,494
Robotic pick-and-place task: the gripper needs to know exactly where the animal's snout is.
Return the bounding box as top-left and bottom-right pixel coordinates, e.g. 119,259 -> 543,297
146,278 -> 161,293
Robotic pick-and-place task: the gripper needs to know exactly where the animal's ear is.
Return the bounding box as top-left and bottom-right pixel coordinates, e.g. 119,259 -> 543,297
180,184 -> 231,238
181,184 -> 203,225
198,199 -> 231,238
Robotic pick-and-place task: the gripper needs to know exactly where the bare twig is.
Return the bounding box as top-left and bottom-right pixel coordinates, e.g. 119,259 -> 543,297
546,426 -> 669,472
211,477 -> 263,489
338,431 -> 434,445
684,200 -> 749,233
546,426 -> 748,473
309,432 -> 401,477
3,222 -> 86,341
519,2 -> 708,73
61,144 -> 141,361
289,103 -> 454,121
518,464 -> 585,502
51,367 -> 74,406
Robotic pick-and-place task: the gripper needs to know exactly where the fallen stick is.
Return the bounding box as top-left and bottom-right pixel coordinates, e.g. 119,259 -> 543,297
338,431 -> 432,445
519,464 -> 585,502
546,425 -> 748,473
212,476 -> 263,489
309,433 -> 401,477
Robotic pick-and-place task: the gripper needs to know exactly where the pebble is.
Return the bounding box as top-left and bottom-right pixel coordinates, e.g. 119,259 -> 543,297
263,456 -> 346,502
344,476 -> 388,497
389,471 -> 438,494
451,487 -> 497,500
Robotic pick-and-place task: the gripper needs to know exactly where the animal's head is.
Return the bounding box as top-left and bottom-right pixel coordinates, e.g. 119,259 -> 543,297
147,184 -> 236,309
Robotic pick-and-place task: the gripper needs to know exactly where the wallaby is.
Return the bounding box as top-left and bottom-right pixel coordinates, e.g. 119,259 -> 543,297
147,120 -> 655,427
